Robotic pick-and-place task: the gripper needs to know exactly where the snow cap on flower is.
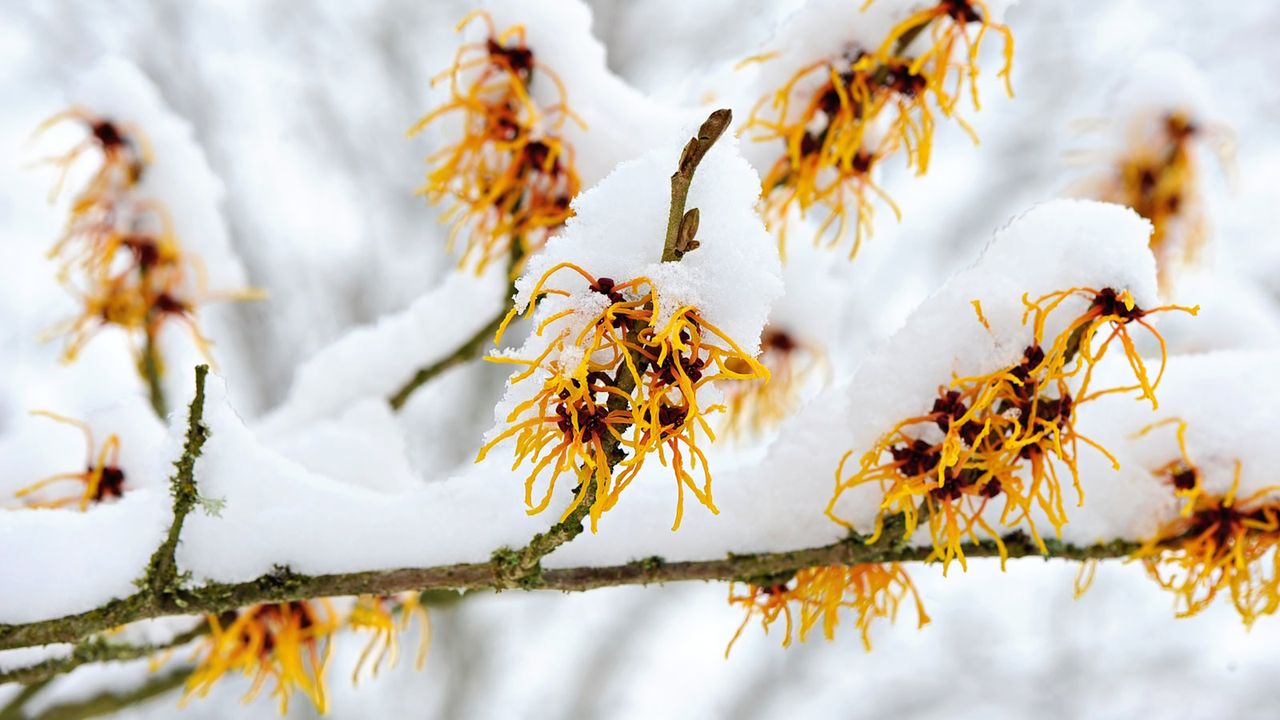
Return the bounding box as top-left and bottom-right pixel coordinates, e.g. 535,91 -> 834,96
512,121 -> 783,359
484,116 -> 784,529
826,200 -> 1161,535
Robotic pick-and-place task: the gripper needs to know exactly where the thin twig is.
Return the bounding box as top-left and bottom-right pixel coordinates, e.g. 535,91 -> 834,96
388,238 -> 526,411
143,364 -> 210,604
0,677 -> 51,720
141,329 -> 166,420
0,622 -> 208,686
663,109 -> 731,262
26,667 -> 191,720
388,311 -> 505,411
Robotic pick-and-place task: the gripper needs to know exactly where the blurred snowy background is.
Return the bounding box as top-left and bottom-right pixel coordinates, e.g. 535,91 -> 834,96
3,0 -> 1280,718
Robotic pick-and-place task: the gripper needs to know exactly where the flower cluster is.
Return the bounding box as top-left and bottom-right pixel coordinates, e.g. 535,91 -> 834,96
1083,111 -> 1230,294
479,263 -> 768,530
829,287 -> 1196,572
10,411 -> 124,511
1136,464 -> 1280,627
185,595 -> 430,714
410,10 -> 584,274
727,563 -> 929,653
1088,419 -> 1280,627
347,593 -> 431,684
185,601 -> 340,714
743,0 -> 1013,258
721,326 -> 826,440
869,0 -> 1014,111
33,108 -> 258,401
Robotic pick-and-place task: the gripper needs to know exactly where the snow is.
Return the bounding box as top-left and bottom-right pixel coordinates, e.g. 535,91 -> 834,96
177,375 -> 551,583
510,122 -> 784,359
254,267 -> 506,435
263,400 -> 424,495
0,490 -> 167,623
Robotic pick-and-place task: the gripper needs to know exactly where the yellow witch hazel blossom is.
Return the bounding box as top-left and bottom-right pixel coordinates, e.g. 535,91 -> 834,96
721,326 -> 827,440
347,593 -> 431,684
1075,422 -> 1280,627
1133,417 -> 1204,515
185,601 -> 340,714
31,105 -> 260,408
410,9 -> 585,274
10,411 -> 125,511
867,0 -> 1014,111
727,563 -> 929,652
830,283 -> 1196,573
1080,114 -> 1228,294
1073,55 -> 1234,295
740,0 -> 1014,258
479,111 -> 783,531
480,265 -> 769,530
1139,464 -> 1280,626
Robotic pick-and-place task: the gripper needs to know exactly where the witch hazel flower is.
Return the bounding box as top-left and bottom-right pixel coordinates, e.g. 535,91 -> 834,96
1080,418 -> 1280,628
10,411 -> 125,511
720,250 -> 840,440
1133,458 -> 1280,627
831,285 -> 1194,572
347,593 -> 431,685
1071,52 -> 1233,296
720,326 -> 826,441
185,601 -> 340,714
409,0 -> 679,276
727,563 -> 929,653
479,111 -> 783,531
31,96 -> 260,414
819,200 -> 1195,573
738,0 -> 1015,258
866,0 -> 1014,112
180,593 -> 430,714
31,108 -> 150,274
1132,417 -> 1204,514
410,9 -> 584,274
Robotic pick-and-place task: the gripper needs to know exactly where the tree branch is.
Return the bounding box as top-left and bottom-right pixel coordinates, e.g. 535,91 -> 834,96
663,109 -> 731,262
141,329 -> 167,420
24,667 -> 190,720
0,527 -> 1145,663
388,237 -> 526,411
142,364 -> 210,605
0,677 -> 51,720
0,110 -> 1155,698
0,622 -> 208,687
